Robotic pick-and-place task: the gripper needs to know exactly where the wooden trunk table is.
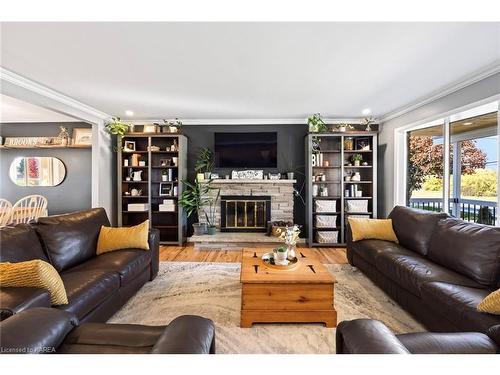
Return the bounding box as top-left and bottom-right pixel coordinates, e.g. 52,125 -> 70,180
240,248 -> 337,328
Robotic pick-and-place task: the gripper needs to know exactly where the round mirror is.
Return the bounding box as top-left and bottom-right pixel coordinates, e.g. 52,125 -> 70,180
9,157 -> 66,187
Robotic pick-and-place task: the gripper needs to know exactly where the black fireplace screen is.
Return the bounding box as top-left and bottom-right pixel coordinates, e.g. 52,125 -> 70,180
220,195 -> 271,232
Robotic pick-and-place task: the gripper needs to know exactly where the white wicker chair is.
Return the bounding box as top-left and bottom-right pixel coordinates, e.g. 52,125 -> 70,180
0,198 -> 13,226
11,195 -> 48,224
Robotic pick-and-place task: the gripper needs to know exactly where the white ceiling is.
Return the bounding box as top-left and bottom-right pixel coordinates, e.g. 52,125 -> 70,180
1,22 -> 499,120
0,94 -> 77,123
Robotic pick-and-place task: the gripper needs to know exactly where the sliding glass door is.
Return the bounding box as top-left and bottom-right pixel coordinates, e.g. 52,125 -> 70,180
405,101 -> 499,226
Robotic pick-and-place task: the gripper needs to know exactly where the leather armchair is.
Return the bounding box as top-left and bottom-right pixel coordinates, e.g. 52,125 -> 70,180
0,308 -> 215,354
336,319 -> 499,354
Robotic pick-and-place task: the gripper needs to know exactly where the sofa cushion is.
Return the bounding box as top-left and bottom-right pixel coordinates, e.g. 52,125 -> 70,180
0,224 -> 48,263
397,332 -> 498,354
67,249 -> 151,286
34,208 -> 110,272
349,239 -> 411,266
420,281 -> 500,333
58,267 -> 120,319
427,218 -> 500,287
388,206 -> 448,256
375,251 -> 485,297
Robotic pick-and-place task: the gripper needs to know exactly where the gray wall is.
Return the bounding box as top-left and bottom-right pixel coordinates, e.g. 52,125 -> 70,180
378,72 -> 500,217
182,124 -> 308,232
0,122 -> 92,215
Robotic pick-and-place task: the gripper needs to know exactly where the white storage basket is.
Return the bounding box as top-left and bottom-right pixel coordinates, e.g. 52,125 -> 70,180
346,214 -> 371,219
315,215 -> 337,228
314,200 -> 337,213
346,199 -> 368,213
316,231 -> 339,244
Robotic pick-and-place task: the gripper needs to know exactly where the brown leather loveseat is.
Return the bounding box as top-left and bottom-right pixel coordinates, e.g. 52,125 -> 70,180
346,206 -> 500,333
0,208 -> 159,323
0,307 -> 215,354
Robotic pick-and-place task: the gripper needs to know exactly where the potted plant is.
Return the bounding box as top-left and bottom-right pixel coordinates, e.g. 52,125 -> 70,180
273,245 -> 288,265
351,154 -> 363,166
179,180 -> 212,235
164,118 -> 182,133
161,169 -> 168,182
204,188 -> 220,235
105,117 -> 132,150
337,123 -> 354,132
195,147 -> 215,180
307,113 -> 328,133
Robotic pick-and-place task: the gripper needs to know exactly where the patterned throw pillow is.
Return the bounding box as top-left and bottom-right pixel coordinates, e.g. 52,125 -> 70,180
477,289 -> 500,315
0,259 -> 68,305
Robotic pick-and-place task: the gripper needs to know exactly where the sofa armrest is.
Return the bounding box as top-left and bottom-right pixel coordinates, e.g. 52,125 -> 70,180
336,319 -> 410,354
148,228 -> 160,280
0,287 -> 51,321
150,315 -> 215,354
0,307 -> 78,354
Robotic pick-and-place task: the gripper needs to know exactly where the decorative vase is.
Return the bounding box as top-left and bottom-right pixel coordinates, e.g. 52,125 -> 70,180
197,173 -> 205,182
207,226 -> 217,235
351,172 -> 361,181
354,160 -> 360,167
287,172 -> 295,180
287,245 -> 296,260
204,172 -> 212,180
338,126 -> 347,132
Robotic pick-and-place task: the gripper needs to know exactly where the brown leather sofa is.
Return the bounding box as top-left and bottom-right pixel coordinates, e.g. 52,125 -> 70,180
336,319 -> 500,354
346,206 -> 500,333
0,307 -> 215,354
0,208 -> 159,323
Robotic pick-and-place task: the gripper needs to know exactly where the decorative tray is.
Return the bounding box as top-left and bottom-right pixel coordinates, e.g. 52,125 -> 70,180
261,252 -> 299,270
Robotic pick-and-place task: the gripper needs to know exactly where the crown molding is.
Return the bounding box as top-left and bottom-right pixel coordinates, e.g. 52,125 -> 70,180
1,67 -> 111,121
379,61 -> 500,123
127,117 -> 370,126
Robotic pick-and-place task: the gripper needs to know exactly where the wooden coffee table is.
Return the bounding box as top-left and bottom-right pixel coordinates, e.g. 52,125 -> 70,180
240,248 -> 337,328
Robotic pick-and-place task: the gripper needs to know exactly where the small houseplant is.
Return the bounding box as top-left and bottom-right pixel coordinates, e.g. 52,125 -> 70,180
273,245 -> 288,265
337,123 -> 355,132
164,118 -> 182,133
351,153 -> 363,166
195,147 -> 215,180
105,117 -> 132,151
161,169 -> 168,182
307,113 -> 328,133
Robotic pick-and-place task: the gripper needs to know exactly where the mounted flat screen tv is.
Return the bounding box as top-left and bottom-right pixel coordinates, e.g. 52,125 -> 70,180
215,132 -> 278,168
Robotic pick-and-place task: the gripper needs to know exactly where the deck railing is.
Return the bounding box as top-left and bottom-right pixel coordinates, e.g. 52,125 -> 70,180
409,198 -> 497,225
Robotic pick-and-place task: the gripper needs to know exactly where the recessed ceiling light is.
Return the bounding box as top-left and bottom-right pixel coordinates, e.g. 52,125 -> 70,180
464,122 -> 473,125
125,110 -> 134,117
362,108 -> 371,116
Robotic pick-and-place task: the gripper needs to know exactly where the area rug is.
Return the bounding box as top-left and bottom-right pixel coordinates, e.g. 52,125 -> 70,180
109,262 -> 424,354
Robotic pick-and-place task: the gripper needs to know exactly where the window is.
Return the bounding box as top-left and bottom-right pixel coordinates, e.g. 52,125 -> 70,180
399,101 -> 499,225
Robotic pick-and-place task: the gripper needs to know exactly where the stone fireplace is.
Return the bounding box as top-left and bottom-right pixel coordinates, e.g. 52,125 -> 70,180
199,179 -> 295,232
220,195 -> 271,232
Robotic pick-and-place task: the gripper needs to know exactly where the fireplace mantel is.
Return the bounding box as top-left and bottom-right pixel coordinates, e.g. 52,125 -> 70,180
210,179 -> 296,184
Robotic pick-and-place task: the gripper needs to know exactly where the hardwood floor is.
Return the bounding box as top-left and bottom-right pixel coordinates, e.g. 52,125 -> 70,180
160,244 -> 348,264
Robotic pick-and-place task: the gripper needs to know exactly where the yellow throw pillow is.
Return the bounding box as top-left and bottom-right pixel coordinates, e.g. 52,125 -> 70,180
97,220 -> 150,255
0,260 -> 68,305
348,218 -> 399,243
477,289 -> 500,315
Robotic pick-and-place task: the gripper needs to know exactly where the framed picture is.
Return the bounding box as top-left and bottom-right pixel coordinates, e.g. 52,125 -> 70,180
72,128 -> 92,146
355,137 -> 371,151
159,183 -> 172,196
123,141 -> 136,152
143,124 -> 157,133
